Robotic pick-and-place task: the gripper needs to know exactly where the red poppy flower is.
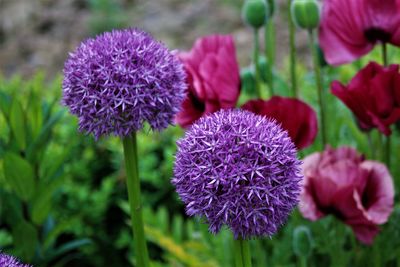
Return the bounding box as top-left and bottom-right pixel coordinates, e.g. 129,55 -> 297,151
175,35 -> 240,128
319,0 -> 400,65
331,62 -> 400,135
242,97 -> 318,149
300,146 -> 394,245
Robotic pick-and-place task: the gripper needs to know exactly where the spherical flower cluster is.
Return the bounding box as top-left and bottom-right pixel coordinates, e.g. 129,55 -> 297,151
0,252 -> 31,267
62,28 -> 187,138
173,109 -> 303,239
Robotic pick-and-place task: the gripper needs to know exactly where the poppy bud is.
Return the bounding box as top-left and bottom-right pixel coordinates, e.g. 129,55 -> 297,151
293,226 -> 313,258
242,0 -> 269,29
291,0 -> 320,30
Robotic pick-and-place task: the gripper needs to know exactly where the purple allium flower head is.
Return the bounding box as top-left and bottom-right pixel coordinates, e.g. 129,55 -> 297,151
0,252 -> 31,267
62,28 -> 187,138
173,109 -> 303,239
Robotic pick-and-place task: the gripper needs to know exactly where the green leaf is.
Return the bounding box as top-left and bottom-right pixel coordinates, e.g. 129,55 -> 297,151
44,238 -> 92,262
0,90 -> 11,121
31,176 -> 64,225
27,91 -> 43,140
10,99 -> 26,150
12,220 -> 38,261
26,110 -> 64,162
3,153 -> 36,201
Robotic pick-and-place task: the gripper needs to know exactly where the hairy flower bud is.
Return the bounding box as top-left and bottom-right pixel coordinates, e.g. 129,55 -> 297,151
242,0 -> 269,29
291,0 -> 320,30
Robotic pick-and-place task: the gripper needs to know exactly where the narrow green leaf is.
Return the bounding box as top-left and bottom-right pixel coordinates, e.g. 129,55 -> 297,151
31,176 -> 64,225
27,91 -> 43,140
13,220 -> 38,261
10,99 -> 26,150
3,153 -> 36,201
26,110 -> 64,162
0,90 -> 11,120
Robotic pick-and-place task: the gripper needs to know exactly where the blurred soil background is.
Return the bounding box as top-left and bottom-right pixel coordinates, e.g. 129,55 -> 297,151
0,0 -> 308,78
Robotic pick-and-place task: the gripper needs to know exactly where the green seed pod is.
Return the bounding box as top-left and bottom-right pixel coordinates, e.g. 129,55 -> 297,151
293,225 -> 313,258
242,0 -> 269,29
291,0 -> 320,30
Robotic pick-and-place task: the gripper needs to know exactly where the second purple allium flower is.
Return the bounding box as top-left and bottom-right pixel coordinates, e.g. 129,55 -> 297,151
173,109 -> 302,239
62,28 -> 187,138
0,252 -> 31,267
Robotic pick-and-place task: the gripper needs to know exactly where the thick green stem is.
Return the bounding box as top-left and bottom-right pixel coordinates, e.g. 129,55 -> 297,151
253,29 -> 262,98
122,134 -> 150,267
233,238 -> 253,267
308,29 -> 327,147
288,0 -> 298,98
265,19 -> 275,96
234,238 -> 244,267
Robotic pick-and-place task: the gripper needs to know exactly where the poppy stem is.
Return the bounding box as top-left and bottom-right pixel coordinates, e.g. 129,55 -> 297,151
288,0 -> 298,98
381,44 -> 391,169
265,18 -> 275,96
382,43 -> 388,66
122,133 -> 150,267
367,131 -> 376,160
385,135 -> 391,169
234,237 -> 253,267
308,29 -> 327,148
253,29 -> 262,99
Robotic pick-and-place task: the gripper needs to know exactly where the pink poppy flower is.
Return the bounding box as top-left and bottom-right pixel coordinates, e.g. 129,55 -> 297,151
242,97 -> 318,149
319,0 -> 400,65
331,62 -> 400,135
175,35 -> 240,128
300,146 -> 394,244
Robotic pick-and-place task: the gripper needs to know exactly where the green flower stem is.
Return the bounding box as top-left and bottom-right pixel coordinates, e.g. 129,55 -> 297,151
122,133 -> 150,267
300,257 -> 307,267
253,29 -> 262,98
234,238 -> 244,267
234,238 -> 253,267
367,131 -> 376,160
288,0 -> 298,98
308,29 -> 327,147
265,19 -> 275,95
382,43 -> 391,169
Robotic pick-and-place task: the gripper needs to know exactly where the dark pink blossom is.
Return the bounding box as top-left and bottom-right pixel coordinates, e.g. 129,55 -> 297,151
319,0 -> 400,65
242,97 -> 318,149
331,62 -> 400,136
175,35 -> 241,127
300,146 -> 394,245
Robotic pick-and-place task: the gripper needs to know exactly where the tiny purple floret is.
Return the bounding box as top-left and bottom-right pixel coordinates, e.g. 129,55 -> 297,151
0,252 -> 31,267
173,109 -> 303,239
62,28 -> 187,138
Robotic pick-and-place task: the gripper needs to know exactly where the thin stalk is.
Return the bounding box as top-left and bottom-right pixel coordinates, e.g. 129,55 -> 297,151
367,131 -> 376,160
382,43 -> 388,66
265,19 -> 275,95
288,0 -> 298,98
300,257 -> 307,267
253,29 -> 262,98
308,29 -> 327,148
385,135 -> 391,169
122,134 -> 150,267
382,43 -> 391,169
